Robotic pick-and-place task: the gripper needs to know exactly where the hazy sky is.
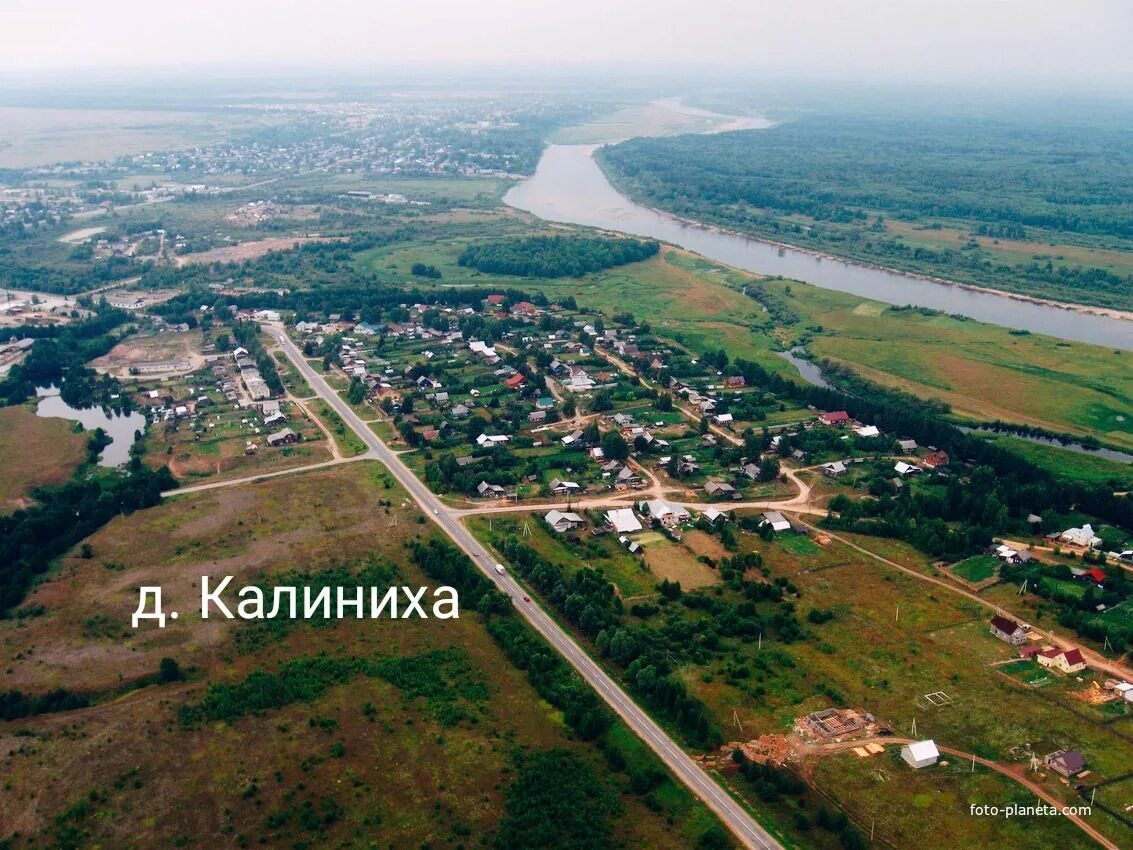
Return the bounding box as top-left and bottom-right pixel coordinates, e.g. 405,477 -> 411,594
3,0 -> 1132,84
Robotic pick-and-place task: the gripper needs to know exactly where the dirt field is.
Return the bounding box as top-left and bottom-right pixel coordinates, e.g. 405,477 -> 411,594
0,405 -> 88,513
90,329 -> 203,377
643,538 -> 721,589
175,236 -> 342,266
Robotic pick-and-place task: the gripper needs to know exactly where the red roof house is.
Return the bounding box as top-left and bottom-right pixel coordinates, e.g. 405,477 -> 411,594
819,410 -> 851,427
1037,647 -> 1087,673
1081,567 -> 1107,585
504,373 -> 526,390
923,450 -> 950,469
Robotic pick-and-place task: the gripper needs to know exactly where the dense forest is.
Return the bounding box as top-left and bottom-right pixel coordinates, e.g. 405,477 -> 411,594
598,115 -> 1133,310
458,235 -> 659,278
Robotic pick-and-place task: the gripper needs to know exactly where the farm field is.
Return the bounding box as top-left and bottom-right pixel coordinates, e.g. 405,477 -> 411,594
0,463 -> 722,848
0,405 -> 89,513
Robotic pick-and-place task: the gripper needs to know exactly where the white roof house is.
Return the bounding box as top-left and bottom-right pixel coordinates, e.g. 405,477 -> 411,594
701,507 -> 728,523
1061,524 -> 1102,549
642,499 -> 690,525
822,461 -> 847,476
901,740 -> 940,769
894,461 -> 921,476
545,510 -> 584,533
476,433 -> 510,446
606,508 -> 643,534
761,511 -> 791,533
854,425 -> 881,438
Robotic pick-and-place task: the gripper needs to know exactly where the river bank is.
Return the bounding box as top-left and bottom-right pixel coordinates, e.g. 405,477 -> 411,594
591,148 -> 1133,327
504,143 -> 1133,351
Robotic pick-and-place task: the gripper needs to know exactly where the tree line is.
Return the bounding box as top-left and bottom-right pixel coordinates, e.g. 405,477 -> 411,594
458,235 -> 659,278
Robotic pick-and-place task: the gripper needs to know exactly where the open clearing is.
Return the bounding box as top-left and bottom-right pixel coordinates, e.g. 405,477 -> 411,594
949,554 -> 1000,584
175,236 -> 342,266
643,538 -> 721,589
90,329 -> 203,377
0,405 -> 88,513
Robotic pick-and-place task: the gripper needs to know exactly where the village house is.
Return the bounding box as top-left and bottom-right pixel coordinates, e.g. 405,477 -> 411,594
740,462 -> 762,481
760,510 -> 792,533
528,409 -> 547,424
266,427 -> 298,447
854,424 -> 881,438
1075,567 -> 1107,586
561,429 -> 587,448
548,478 -> 581,496
989,615 -> 1028,645
504,373 -> 526,390
994,543 -> 1031,564
894,461 -> 921,477
701,507 -> 729,524
476,433 -> 510,447
640,499 -> 691,528
923,450 -> 950,469
544,510 -> 585,533
476,481 -> 508,499
1044,749 -> 1086,778
723,375 -> 746,388
1060,524 -> 1102,549
819,410 -> 851,427
1037,647 -> 1087,674
616,466 -> 643,489
822,460 -> 848,477
704,480 -> 738,500
606,508 -> 644,534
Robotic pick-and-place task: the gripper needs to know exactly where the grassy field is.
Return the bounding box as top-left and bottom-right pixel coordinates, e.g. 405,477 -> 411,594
0,404 -> 89,513
976,434 -> 1133,488
950,554 -> 1000,584
812,751 -> 1096,850
0,463 -> 724,848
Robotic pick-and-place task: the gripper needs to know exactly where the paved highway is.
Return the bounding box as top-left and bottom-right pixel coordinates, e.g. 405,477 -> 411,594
268,326 -> 782,850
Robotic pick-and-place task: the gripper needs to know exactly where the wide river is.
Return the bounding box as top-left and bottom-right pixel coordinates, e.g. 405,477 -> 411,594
504,144 -> 1133,351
